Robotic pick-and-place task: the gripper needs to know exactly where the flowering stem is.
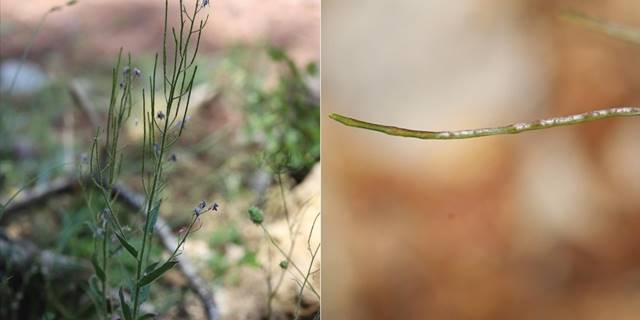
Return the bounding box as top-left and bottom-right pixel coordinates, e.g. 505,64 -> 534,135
169,215 -> 198,258
131,1 -> 206,318
329,107 -> 640,140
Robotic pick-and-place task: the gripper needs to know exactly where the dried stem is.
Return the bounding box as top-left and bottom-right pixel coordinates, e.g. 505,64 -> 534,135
329,107 -> 640,140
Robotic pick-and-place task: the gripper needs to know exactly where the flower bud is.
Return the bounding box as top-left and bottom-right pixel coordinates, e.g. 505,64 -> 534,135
248,207 -> 264,225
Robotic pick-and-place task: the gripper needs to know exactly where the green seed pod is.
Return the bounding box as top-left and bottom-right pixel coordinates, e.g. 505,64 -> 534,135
279,260 -> 289,270
248,207 -> 264,225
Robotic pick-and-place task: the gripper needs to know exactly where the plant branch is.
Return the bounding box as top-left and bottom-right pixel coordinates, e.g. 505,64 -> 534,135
329,107 -> 640,140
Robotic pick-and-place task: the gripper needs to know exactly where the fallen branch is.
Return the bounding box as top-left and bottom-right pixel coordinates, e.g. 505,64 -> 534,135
329,107 -> 640,140
0,231 -> 91,281
68,79 -> 101,128
1,176 -> 78,221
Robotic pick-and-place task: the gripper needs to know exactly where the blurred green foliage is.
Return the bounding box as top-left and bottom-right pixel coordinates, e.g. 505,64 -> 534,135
221,45 -> 320,182
0,82 -> 71,193
207,224 -> 261,282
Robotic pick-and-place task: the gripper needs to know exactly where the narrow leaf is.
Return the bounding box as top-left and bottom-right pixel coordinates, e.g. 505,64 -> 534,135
139,283 -> 151,305
146,202 -> 161,234
115,233 -> 138,258
88,275 -> 103,297
91,254 -> 106,282
138,260 -> 178,287
144,261 -> 160,275
138,261 -> 159,305
87,275 -> 105,316
119,287 -> 133,320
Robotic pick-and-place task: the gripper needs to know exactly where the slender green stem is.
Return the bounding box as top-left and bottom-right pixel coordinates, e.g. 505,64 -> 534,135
329,107 -> 640,140
132,106 -> 167,318
265,175 -> 298,319
168,215 -> 198,259
0,161 -> 72,220
295,211 -> 322,309
7,13 -> 48,96
259,225 -> 319,297
6,1 -> 79,95
561,10 -> 640,45
277,173 -> 291,231
101,222 -> 109,318
294,242 -> 320,320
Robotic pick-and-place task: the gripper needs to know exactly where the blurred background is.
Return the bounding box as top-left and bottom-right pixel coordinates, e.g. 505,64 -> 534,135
1,0 -> 319,319
323,0 -> 640,319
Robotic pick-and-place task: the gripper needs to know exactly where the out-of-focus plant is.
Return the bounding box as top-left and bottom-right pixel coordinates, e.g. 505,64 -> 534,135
247,190 -> 320,320
561,10 -> 640,45
254,47 -> 319,181
219,43 -> 321,318
222,46 -> 320,182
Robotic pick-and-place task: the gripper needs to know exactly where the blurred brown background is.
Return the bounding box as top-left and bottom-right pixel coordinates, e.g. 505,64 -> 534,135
323,0 -> 640,319
0,0 -> 319,67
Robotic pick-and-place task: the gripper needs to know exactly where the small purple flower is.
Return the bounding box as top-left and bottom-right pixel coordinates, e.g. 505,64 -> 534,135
194,201 -> 206,216
169,153 -> 177,162
123,66 -> 130,76
193,200 -> 218,217
133,68 -> 141,77
157,111 -> 165,120
202,0 -> 210,7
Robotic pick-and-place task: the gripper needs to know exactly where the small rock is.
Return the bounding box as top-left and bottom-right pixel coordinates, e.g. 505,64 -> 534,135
0,59 -> 48,96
